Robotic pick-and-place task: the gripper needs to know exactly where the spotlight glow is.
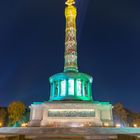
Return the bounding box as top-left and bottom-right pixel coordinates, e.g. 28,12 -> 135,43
115,123 -> 121,128
133,124 -> 138,128
104,123 -> 109,127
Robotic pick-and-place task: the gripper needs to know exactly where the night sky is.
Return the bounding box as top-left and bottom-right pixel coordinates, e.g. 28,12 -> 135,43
0,0 -> 140,112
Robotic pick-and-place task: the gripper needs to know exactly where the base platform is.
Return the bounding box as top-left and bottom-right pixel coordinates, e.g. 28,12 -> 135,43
29,101 -> 113,127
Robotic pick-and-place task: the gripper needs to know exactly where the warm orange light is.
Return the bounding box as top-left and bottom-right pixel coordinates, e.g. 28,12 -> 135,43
0,123 -> 2,127
133,124 -> 138,128
21,123 -> 28,127
115,123 -> 121,128
104,123 -> 109,127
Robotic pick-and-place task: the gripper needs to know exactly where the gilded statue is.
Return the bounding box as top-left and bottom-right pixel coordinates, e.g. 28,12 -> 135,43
65,0 -> 75,6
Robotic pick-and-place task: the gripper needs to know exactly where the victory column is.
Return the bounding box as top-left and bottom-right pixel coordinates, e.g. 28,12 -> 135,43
29,0 -> 113,127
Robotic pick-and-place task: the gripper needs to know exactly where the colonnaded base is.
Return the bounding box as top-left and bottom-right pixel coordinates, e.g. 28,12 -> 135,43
29,101 -> 113,127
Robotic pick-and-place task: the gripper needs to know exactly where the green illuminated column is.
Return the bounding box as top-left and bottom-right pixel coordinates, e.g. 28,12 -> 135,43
49,0 -> 93,102
64,0 -> 78,72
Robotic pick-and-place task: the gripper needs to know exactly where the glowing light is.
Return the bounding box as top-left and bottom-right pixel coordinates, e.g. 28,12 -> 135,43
61,80 -> 66,96
65,0 -> 75,6
21,123 -> 28,127
115,123 -> 121,128
133,124 -> 138,128
104,123 -> 109,127
70,123 -> 82,128
68,79 -> 74,95
0,123 -> 2,127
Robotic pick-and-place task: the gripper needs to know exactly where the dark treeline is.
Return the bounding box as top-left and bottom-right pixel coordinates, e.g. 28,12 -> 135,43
113,103 -> 140,127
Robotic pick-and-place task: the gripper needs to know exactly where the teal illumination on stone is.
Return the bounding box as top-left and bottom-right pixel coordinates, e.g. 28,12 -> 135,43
49,72 -> 93,101
33,102 -> 43,105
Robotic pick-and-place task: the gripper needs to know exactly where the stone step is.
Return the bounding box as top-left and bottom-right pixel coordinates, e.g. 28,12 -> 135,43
0,128 -> 140,140
30,135 -> 116,140
0,135 -> 31,140
35,135 -> 85,140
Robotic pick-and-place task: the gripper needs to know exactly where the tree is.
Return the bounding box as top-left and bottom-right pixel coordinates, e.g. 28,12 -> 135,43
113,103 -> 128,127
132,119 -> 140,127
128,112 -> 140,127
8,101 -> 25,126
0,107 -> 7,126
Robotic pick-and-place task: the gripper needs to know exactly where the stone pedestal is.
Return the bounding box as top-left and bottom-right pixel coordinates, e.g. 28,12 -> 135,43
29,102 -> 43,127
29,101 -> 113,127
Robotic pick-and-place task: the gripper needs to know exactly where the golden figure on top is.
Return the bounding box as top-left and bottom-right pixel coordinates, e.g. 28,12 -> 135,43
65,0 -> 75,6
